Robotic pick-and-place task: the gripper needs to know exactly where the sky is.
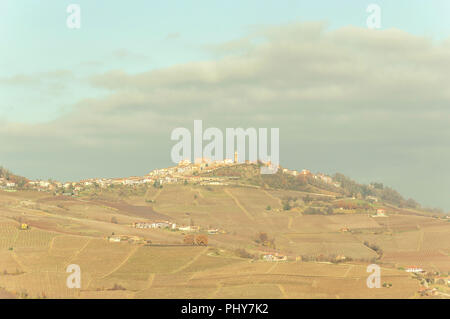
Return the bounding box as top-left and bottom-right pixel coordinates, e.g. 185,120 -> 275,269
0,1 -> 449,211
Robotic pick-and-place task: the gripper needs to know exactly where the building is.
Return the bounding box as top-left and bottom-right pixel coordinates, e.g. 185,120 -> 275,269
178,159 -> 191,166
290,170 -> 298,176
372,209 -> 387,218
109,236 -> 122,242
405,266 -> 424,273
134,221 -> 171,229
283,169 -> 299,176
376,209 -> 386,217
262,254 -> 275,261
108,235 -> 143,243
300,169 -> 312,177
262,252 -> 287,262
178,225 -> 200,232
39,181 -> 50,188
315,174 -> 332,184
153,222 -> 170,229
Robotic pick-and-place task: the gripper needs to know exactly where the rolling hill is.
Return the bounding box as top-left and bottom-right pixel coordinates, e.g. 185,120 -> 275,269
0,164 -> 448,299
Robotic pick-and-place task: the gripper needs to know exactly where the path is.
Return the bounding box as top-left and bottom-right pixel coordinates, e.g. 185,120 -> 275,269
288,216 -> 293,230
172,247 -> 208,273
133,273 -> 156,298
343,264 -> 354,278
417,228 -> 424,252
224,189 -> 254,221
101,245 -> 140,279
48,235 -> 63,255
145,273 -> 156,289
277,284 -> 288,298
152,188 -> 163,201
66,238 -> 93,265
209,281 -> 223,298
262,190 -> 282,207
266,262 -> 278,274
11,251 -> 30,273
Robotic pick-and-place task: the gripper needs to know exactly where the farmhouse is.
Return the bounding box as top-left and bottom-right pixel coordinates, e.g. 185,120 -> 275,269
108,235 -> 143,244
376,209 -> 386,216
153,221 -> 170,229
109,236 -> 122,242
178,225 -> 200,232
372,208 -> 387,217
340,227 -> 350,233
405,266 -> 424,273
134,221 -> 172,229
335,255 -> 347,262
134,222 -> 152,229
262,252 -> 287,262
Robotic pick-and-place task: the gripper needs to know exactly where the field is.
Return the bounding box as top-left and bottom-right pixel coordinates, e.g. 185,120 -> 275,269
0,186 -> 448,299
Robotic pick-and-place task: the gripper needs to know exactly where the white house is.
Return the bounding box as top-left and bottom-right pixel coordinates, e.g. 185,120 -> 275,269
405,266 -> 424,273
109,236 -> 121,243
262,253 -> 287,262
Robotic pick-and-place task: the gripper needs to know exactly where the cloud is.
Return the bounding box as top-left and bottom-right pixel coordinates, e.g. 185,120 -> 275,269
165,32 -> 181,40
112,49 -> 148,61
0,70 -> 73,87
1,22 -> 450,209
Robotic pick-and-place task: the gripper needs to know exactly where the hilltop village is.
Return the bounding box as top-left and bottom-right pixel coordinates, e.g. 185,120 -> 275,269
0,152 -> 340,195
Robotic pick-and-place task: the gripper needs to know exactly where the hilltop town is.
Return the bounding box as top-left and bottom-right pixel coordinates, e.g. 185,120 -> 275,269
1,152 -> 339,195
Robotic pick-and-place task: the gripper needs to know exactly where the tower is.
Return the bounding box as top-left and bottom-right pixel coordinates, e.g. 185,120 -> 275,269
234,151 -> 238,163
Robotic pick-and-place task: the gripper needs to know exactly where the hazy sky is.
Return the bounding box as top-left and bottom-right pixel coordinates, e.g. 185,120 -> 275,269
1,1 -> 449,211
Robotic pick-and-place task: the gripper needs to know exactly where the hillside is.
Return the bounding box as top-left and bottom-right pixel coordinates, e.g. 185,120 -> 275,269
201,163 -> 443,217
0,165 -> 448,299
0,167 -> 28,188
